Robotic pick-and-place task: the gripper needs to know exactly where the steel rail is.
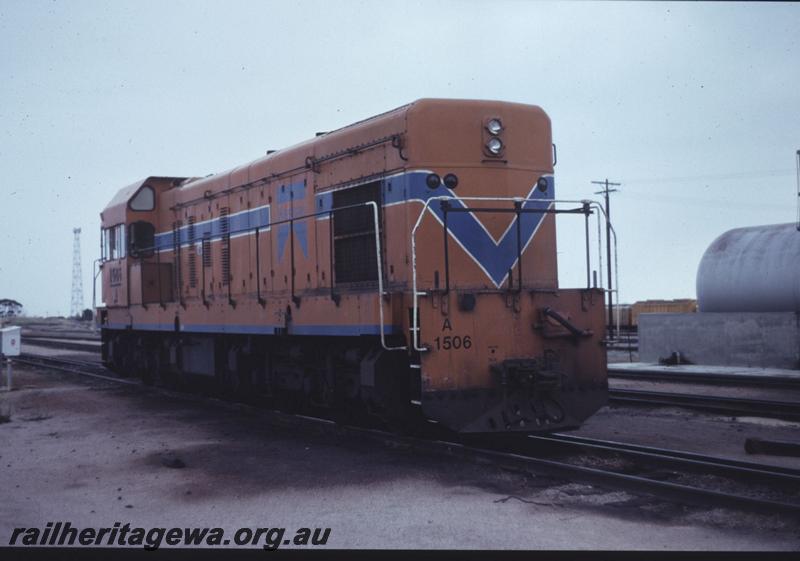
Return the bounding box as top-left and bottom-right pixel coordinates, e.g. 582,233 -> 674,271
529,433 -> 800,484
470,444 -> 800,517
609,388 -> 800,421
608,368 -> 800,390
14,354 -> 139,386
21,332 -> 100,342
14,351 -> 800,517
21,339 -> 101,353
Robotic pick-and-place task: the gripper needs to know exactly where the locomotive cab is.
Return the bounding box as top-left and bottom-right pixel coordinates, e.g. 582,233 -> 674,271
98,178 -> 184,317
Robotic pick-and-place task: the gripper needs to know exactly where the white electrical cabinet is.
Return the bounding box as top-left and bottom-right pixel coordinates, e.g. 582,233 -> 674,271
0,326 -> 21,357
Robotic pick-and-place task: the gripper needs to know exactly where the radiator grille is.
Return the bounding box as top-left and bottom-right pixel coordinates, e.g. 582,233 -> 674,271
333,181 -> 382,285
187,217 -> 197,288
202,234 -> 211,268
220,207 -> 230,286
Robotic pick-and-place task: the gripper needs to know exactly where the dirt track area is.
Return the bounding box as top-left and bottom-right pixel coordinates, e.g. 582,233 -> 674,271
1,364 -> 799,551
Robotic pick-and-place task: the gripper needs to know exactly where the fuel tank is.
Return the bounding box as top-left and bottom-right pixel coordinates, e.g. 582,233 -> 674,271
696,222 -> 800,312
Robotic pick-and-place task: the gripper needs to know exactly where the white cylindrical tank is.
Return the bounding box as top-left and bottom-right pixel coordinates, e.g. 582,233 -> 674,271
696,223 -> 800,312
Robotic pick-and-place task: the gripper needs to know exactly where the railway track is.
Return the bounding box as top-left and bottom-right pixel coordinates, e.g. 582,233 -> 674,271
609,366 -> 800,389
18,342 -> 800,423
524,433 -> 800,508
12,352 -> 800,518
21,337 -> 101,353
609,387 -> 800,422
13,353 -> 136,386
21,331 -> 100,341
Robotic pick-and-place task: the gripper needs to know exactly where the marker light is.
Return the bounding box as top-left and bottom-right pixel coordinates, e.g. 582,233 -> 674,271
486,118 -> 503,135
486,137 -> 503,155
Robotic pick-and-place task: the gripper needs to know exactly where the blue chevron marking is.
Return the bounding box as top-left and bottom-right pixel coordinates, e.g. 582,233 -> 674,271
402,172 -> 554,287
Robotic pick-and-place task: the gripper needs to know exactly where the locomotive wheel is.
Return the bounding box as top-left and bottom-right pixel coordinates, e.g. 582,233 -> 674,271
140,349 -> 158,386
390,404 -> 429,437
236,369 -> 257,404
218,368 -> 250,399
331,397 -> 362,426
275,389 -> 304,415
140,362 -> 154,386
119,352 -> 136,378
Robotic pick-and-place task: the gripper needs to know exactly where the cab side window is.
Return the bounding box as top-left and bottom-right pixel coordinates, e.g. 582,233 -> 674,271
115,224 -> 126,259
102,228 -> 110,261
128,221 -> 155,258
102,224 -> 126,260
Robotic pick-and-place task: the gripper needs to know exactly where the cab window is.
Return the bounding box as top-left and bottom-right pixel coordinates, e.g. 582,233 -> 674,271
102,228 -> 109,260
102,224 -> 126,260
128,221 -> 155,258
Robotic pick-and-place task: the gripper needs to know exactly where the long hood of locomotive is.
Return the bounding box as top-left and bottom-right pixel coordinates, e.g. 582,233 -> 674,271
103,168 -> 560,340
148,169 -> 554,288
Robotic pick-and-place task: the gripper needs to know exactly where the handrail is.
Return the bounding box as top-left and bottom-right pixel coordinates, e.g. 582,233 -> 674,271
175,221 -> 186,309
155,241 -> 165,309
365,200 -> 406,351
584,198 -> 620,339
91,258 -> 103,311
410,195 -> 619,352
255,227 -> 266,307
290,217 -> 299,306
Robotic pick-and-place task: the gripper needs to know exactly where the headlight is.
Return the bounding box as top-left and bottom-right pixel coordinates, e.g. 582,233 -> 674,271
426,173 -> 441,189
537,177 -> 549,192
486,137 -> 503,155
443,173 -> 459,189
486,118 -> 503,135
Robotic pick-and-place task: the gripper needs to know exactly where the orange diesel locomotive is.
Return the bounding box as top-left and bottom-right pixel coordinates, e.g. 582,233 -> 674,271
97,99 -> 607,433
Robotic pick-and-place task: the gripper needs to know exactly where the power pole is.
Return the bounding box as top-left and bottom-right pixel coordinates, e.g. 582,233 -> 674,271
71,228 -> 84,318
591,179 -> 621,337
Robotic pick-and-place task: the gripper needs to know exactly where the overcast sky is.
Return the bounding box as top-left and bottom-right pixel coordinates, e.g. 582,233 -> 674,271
1,0 -> 798,316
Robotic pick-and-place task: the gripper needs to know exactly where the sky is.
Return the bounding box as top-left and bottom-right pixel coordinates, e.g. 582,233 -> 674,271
1,0 -> 798,316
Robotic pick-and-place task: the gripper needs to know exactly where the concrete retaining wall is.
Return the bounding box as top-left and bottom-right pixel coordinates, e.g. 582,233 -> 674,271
638,312 -> 800,369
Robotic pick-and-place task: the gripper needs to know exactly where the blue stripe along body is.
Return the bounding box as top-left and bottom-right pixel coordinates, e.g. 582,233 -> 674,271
154,171 -> 553,288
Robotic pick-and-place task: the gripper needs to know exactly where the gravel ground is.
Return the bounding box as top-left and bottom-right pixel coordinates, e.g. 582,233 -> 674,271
572,402 -> 800,472
1,365 -> 799,551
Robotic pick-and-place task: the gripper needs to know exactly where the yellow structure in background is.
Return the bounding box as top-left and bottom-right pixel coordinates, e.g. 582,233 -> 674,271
616,299 -> 697,330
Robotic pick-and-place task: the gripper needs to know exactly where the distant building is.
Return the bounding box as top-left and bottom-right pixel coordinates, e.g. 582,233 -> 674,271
0,299 -> 23,317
